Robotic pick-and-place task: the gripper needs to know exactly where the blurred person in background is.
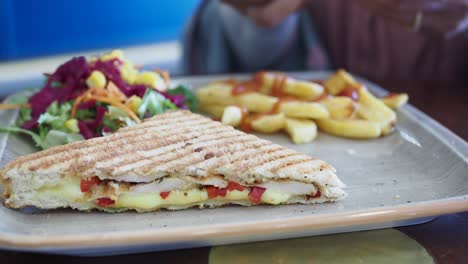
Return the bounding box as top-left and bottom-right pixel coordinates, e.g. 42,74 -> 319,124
181,0 -> 468,83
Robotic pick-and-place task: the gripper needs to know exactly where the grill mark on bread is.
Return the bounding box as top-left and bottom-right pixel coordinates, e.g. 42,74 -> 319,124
275,158 -> 329,175
212,143 -> 283,170
133,132 -> 254,175
72,123 -> 225,172
12,112 -> 198,169
21,119 -> 198,170
11,112 -> 189,162
29,117 -> 210,165
255,153 -> 305,171
268,157 -> 314,174
98,126 -> 238,174
27,118 -> 216,171
181,137 -> 266,175
232,148 -> 296,171
112,125 -> 235,162
106,129 -> 244,176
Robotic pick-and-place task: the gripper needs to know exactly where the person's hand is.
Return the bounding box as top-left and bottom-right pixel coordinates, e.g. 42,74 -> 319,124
360,0 -> 468,38
221,0 -> 306,27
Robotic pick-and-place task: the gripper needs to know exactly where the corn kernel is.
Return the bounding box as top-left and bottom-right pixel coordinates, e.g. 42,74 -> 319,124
100,49 -> 124,61
86,70 -> 107,89
134,71 -> 166,90
65,119 -> 79,133
121,62 -> 138,85
127,96 -> 142,113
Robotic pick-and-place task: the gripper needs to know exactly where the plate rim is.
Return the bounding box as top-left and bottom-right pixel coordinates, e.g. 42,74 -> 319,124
0,196 -> 467,249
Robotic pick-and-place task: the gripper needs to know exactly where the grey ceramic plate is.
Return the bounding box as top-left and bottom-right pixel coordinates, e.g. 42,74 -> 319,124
0,71 -> 467,256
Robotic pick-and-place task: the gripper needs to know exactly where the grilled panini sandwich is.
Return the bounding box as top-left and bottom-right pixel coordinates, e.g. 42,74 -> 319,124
1,110 -> 346,212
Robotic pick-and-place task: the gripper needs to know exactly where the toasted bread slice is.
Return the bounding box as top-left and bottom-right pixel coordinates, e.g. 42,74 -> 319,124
1,110 -> 345,212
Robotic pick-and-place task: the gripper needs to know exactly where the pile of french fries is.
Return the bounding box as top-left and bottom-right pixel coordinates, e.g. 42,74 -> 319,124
197,70 -> 408,144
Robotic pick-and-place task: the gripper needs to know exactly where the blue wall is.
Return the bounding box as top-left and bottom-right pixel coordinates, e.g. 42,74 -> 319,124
0,0 -> 200,61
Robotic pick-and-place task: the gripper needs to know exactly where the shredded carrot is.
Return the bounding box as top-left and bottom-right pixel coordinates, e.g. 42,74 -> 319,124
71,87 -> 95,118
87,95 -> 140,123
70,81 -> 135,123
106,82 -> 127,101
0,104 -> 30,110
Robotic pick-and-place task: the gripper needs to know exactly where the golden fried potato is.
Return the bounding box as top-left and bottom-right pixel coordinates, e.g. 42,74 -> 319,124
259,72 -> 324,100
285,118 -> 317,144
284,81 -> 324,100
236,93 -> 278,113
256,72 -> 276,94
357,88 -> 397,135
221,106 -> 243,127
323,69 -> 360,95
316,119 -> 382,139
319,96 -> 357,120
199,104 -> 225,119
381,93 -> 409,109
279,101 -> 329,119
251,112 -> 285,133
196,82 -> 236,106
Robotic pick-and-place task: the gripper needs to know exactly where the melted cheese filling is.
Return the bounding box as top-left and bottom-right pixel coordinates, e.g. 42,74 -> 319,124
34,177 -> 315,210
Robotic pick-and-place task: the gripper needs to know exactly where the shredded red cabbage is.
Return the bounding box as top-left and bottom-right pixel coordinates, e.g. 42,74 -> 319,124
85,106 -> 106,132
161,92 -> 187,109
78,121 -> 94,139
26,56 -> 91,127
77,106 -> 107,139
21,119 -> 39,130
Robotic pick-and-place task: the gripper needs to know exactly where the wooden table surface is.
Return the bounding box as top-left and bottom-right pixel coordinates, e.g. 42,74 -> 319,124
0,79 -> 467,263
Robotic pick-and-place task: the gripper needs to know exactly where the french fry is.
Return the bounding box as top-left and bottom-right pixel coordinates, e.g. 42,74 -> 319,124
319,96 -> 357,120
323,69 -> 360,95
221,106 -> 243,127
196,83 -> 237,106
285,118 -> 317,144
251,112 -> 285,133
199,104 -> 225,119
236,93 -> 278,113
197,82 -> 278,113
257,72 -> 276,94
279,101 -> 329,119
284,81 -> 324,100
316,119 -> 382,139
357,88 -> 397,135
197,70 -> 404,143
260,73 -> 324,100
381,93 -> 409,109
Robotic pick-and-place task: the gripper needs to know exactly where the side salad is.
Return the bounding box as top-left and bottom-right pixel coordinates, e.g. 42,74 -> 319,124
0,50 -> 198,149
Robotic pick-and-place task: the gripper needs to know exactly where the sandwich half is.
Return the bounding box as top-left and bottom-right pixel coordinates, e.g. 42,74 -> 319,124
1,110 -> 346,212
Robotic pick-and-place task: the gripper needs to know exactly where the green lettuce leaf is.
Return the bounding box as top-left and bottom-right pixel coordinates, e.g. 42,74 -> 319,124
138,89 -> 176,119
167,85 -> 199,112
41,130 -> 84,149
101,116 -> 120,132
107,106 -> 136,127
17,106 -> 32,127
75,108 -> 95,120
5,94 -> 32,126
0,127 -> 83,149
0,126 -> 44,148
37,101 -> 73,131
